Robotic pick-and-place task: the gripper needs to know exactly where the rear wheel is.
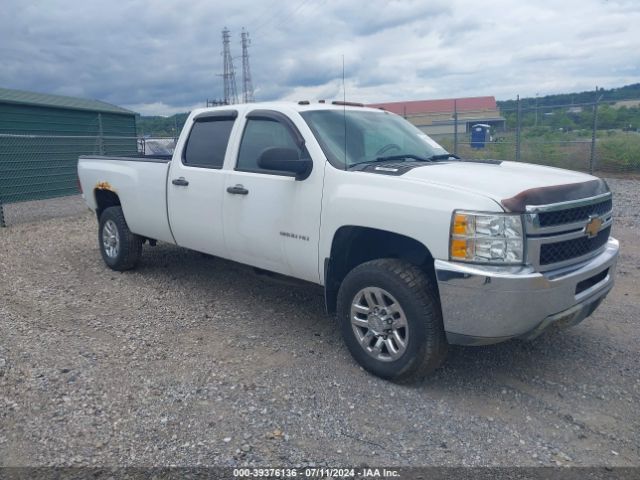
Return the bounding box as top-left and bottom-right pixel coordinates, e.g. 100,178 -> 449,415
336,259 -> 448,382
98,206 -> 142,271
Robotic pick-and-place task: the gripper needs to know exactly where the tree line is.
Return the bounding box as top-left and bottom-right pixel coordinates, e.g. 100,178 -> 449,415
497,83 -> 640,110
135,83 -> 640,136
137,113 -> 189,137
502,103 -> 640,133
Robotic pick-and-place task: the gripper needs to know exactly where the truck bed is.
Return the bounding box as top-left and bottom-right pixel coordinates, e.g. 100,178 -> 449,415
78,155 -> 175,244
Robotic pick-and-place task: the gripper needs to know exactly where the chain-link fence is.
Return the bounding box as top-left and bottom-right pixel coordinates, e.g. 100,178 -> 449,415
138,137 -> 177,156
0,134 -> 142,226
429,95 -> 640,175
2,96 -> 640,226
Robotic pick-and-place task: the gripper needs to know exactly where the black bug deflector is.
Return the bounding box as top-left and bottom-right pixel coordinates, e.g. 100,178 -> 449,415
501,178 -> 609,212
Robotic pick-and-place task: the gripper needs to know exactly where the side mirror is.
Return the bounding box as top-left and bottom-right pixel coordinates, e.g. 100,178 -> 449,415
257,147 -> 313,180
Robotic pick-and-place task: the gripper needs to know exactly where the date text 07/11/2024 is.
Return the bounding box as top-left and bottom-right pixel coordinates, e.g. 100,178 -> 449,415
232,467 -> 400,478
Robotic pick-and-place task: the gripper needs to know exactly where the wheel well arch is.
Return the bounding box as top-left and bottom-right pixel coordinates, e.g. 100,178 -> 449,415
94,188 -> 121,219
324,226 -> 437,314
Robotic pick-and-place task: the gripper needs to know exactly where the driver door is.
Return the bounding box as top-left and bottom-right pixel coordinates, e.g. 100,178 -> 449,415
223,110 -> 323,283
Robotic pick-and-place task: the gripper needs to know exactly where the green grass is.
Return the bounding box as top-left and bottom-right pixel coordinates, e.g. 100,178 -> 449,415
597,132 -> 640,171
430,129 -> 640,173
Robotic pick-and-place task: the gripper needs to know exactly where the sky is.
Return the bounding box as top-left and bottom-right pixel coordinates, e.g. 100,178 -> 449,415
1,0 -> 639,116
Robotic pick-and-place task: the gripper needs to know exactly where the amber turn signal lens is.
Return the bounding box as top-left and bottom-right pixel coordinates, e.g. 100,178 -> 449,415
450,238 -> 468,259
453,213 -> 469,235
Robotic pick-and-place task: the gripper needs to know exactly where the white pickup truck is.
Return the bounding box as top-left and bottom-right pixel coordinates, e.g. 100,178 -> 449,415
78,101 -> 619,382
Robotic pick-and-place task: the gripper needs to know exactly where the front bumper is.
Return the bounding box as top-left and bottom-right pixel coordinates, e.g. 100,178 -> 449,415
435,238 -> 619,346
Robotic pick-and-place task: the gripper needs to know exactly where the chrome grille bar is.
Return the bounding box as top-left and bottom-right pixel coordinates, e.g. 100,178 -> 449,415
525,192 -> 613,271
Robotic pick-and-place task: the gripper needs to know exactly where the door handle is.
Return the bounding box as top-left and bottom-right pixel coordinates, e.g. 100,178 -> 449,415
172,177 -> 189,186
226,184 -> 249,195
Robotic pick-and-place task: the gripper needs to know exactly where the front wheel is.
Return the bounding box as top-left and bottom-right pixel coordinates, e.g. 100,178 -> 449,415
336,259 -> 448,383
98,206 -> 142,271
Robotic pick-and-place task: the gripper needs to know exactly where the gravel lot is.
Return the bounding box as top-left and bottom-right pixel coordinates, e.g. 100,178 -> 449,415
1,195 -> 87,227
0,178 -> 638,467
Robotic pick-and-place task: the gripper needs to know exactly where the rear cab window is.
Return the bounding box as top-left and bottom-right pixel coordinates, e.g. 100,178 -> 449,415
183,111 -> 237,168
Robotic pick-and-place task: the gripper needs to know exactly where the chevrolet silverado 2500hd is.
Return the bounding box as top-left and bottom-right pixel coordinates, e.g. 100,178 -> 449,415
78,102 -> 619,382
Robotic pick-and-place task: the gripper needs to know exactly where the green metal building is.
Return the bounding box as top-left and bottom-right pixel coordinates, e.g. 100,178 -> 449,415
0,87 -> 138,205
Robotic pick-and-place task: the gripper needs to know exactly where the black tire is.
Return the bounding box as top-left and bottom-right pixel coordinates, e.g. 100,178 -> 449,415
336,258 -> 448,383
98,206 -> 142,271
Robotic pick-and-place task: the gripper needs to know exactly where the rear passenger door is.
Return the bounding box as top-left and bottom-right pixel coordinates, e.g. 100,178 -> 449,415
167,110 -> 237,256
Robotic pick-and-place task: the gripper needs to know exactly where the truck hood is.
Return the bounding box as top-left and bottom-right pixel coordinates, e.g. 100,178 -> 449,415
402,160 -> 608,212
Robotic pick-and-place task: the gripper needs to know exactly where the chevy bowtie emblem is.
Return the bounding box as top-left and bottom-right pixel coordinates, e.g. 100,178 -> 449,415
585,216 -> 603,238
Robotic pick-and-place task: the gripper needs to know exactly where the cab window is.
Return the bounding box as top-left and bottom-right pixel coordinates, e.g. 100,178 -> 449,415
183,118 -> 235,168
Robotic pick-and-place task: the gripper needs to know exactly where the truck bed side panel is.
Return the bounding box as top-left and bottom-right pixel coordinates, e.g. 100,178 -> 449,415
78,157 -> 175,244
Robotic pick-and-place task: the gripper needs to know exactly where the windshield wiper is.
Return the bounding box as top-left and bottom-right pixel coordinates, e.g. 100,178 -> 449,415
427,153 -> 460,161
349,153 -> 460,169
349,154 -> 431,168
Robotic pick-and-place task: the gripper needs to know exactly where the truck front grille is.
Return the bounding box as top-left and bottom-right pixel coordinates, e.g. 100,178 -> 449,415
524,193 -> 613,271
538,198 -> 612,227
539,226 -> 611,265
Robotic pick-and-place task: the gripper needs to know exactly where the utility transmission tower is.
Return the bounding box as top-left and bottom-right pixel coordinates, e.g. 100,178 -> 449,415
240,28 -> 255,103
221,27 -> 238,105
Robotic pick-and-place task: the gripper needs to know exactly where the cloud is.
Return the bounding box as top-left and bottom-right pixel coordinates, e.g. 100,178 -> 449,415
0,0 -> 638,115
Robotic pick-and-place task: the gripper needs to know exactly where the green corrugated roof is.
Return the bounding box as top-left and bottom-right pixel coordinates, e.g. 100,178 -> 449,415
0,87 -> 136,115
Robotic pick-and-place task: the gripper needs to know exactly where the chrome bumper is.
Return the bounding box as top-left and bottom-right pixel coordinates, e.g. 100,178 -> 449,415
435,238 -> 619,346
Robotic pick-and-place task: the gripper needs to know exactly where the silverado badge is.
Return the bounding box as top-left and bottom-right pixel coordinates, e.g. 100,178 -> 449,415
585,216 -> 603,238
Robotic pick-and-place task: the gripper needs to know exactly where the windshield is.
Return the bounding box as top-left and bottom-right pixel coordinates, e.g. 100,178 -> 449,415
300,109 -> 449,169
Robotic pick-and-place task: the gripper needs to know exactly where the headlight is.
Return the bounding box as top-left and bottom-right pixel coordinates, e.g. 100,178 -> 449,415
449,211 -> 524,264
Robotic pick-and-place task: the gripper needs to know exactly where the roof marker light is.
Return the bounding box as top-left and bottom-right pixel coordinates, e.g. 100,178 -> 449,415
332,101 -> 364,107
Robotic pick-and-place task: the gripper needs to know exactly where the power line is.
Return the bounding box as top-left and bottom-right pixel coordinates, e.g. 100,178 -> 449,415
245,1 -> 292,33
213,0 -> 329,106
252,0 -> 317,35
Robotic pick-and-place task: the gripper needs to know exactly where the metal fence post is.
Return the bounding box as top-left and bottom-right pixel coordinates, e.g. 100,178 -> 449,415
97,113 -> 105,155
515,94 -> 521,162
453,99 -> 458,156
589,86 -> 600,174
0,195 -> 6,228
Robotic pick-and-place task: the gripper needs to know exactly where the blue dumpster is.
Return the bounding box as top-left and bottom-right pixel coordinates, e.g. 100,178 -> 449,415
471,124 -> 490,149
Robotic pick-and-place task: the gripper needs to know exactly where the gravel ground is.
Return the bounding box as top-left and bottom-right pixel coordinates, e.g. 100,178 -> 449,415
1,195 -> 87,227
0,178 -> 638,467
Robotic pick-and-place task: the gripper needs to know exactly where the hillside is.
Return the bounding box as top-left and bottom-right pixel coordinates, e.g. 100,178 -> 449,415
497,83 -> 640,110
135,83 -> 640,136
137,113 -> 189,137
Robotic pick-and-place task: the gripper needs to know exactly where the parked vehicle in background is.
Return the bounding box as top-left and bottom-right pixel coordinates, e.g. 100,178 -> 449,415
78,101 -> 619,382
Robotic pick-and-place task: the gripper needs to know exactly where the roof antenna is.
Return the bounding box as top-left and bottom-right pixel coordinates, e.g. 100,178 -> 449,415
342,54 -> 347,170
